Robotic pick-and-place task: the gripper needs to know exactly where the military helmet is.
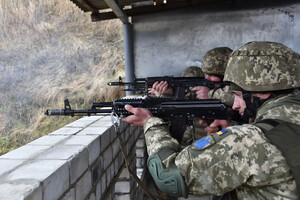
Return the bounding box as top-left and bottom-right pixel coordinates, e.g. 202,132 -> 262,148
181,66 -> 205,78
224,41 -> 300,92
201,47 -> 233,75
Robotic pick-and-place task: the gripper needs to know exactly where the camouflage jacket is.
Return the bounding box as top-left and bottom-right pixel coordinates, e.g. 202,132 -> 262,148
208,85 -> 234,107
144,90 -> 299,199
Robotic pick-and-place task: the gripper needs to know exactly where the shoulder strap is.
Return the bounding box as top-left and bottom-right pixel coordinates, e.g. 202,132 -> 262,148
255,119 -> 300,198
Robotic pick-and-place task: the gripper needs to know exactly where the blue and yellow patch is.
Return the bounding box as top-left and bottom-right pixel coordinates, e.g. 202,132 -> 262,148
216,129 -> 227,135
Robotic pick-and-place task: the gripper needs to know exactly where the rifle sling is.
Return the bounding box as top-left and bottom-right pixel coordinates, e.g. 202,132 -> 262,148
117,134 -> 156,200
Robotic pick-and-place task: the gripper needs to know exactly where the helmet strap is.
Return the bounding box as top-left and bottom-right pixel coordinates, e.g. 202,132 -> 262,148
241,90 -> 272,122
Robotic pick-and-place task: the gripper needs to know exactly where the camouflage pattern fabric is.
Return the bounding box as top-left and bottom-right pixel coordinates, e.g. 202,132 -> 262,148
224,41 -> 300,91
208,85 -> 234,107
181,66 -> 205,78
201,47 -> 233,75
143,90 -> 299,198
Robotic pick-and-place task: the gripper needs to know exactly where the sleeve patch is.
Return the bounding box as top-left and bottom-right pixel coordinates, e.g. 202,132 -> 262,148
216,129 -> 227,135
192,135 -> 215,150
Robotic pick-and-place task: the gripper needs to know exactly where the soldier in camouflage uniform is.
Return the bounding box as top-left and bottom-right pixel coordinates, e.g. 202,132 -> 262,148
122,41 -> 300,199
192,47 -> 234,107
191,47 -> 234,135
147,66 -> 205,98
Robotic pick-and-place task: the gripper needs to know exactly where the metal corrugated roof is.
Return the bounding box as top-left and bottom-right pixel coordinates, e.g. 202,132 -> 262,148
69,0 -> 234,21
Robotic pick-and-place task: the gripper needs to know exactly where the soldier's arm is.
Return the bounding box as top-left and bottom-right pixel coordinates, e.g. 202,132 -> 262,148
144,121 -> 294,197
208,85 -> 234,107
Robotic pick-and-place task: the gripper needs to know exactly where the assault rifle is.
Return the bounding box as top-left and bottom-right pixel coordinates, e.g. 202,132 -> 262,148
45,97 -> 240,142
107,76 -> 227,98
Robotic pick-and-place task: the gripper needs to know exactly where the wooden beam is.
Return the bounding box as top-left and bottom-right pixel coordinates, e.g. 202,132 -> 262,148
103,0 -> 129,24
92,0 -> 234,21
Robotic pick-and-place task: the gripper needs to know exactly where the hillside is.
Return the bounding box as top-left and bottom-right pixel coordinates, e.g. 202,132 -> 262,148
0,0 -> 125,154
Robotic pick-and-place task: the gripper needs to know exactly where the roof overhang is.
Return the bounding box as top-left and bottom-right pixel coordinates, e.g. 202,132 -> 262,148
70,0 -> 234,22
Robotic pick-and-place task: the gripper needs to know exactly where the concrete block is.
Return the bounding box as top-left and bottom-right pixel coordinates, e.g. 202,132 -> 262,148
6,160 -> 69,200
119,167 -> 130,179
69,147 -> 89,184
89,193 -> 96,200
75,170 -> 92,200
136,138 -> 145,148
80,116 -> 103,121
89,117 -> 113,128
109,161 -> 115,180
65,119 -> 95,128
136,148 -> 145,157
88,136 -> 101,165
114,181 -> 131,193
114,153 -> 123,176
61,188 -> 75,200
64,135 -> 99,146
35,145 -> 86,160
106,168 -> 111,188
0,145 -> 50,159
136,158 -> 144,168
100,175 -> 106,194
103,146 -> 113,170
27,135 -> 69,146
92,160 -> 103,186
114,194 -> 131,200
96,179 -> 102,200
0,182 -> 42,200
111,138 -> 120,159
0,159 -> 24,177
77,126 -> 110,136
100,129 -> 111,152
50,127 -> 82,135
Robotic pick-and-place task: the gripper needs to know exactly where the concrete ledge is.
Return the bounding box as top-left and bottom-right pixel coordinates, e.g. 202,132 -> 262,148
0,115 -> 146,200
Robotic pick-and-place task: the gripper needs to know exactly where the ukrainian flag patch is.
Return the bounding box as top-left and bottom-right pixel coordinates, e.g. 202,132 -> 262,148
216,129 -> 227,135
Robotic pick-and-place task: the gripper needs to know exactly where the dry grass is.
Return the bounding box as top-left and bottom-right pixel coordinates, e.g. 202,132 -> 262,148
0,0 -> 125,155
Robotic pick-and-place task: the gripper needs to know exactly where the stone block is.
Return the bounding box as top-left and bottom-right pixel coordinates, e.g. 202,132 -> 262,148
65,119 -> 95,128
102,146 -> 113,170
27,135 -> 69,146
0,159 -> 24,177
0,145 -> 50,160
136,148 -> 145,157
77,126 -> 109,136
100,129 -> 111,152
89,193 -> 96,200
75,170 -> 92,200
100,175 -> 106,194
64,135 -> 99,146
61,188 -> 75,200
119,167 -> 130,179
114,181 -> 131,193
35,145 -> 86,160
69,147 -> 89,184
96,179 -> 102,200
111,138 -> 120,159
6,160 -> 69,200
50,127 -> 82,135
88,137 -> 101,165
0,182 -> 42,200
114,194 -> 131,200
136,138 -> 145,148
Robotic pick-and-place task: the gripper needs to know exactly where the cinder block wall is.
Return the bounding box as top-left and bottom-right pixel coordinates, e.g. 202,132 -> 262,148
0,115 -> 148,200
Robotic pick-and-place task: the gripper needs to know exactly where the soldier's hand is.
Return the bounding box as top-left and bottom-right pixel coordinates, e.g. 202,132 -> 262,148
205,120 -> 229,134
148,81 -> 174,96
191,86 -> 210,99
121,105 -> 153,127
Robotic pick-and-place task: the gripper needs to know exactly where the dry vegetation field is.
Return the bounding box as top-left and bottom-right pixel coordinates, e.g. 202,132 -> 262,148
0,0 -> 125,154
